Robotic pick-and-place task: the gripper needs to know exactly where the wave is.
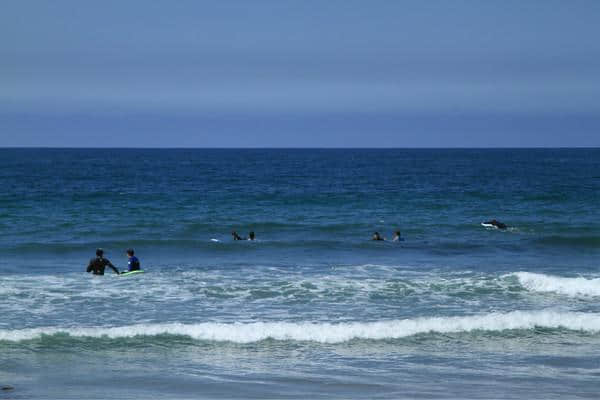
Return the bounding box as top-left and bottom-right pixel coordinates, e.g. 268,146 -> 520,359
2,311 -> 599,344
511,272 -> 600,297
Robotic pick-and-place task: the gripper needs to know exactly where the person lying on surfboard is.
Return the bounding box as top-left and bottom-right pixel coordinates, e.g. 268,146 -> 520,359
484,219 -> 508,230
125,248 -> 141,272
86,248 -> 120,275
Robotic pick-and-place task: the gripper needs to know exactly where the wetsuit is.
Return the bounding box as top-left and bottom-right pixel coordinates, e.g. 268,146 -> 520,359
127,256 -> 140,272
495,221 -> 507,230
87,256 -> 119,275
486,220 -> 508,230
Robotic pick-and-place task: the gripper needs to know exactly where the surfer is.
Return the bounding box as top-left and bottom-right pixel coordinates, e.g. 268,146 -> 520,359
232,231 -> 245,240
392,231 -> 403,241
248,231 -> 255,241
484,219 -> 507,230
372,232 -> 385,241
86,248 -> 120,275
125,248 -> 141,272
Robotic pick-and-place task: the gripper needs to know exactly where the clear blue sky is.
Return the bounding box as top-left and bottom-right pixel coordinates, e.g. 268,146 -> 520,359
1,0 -> 599,147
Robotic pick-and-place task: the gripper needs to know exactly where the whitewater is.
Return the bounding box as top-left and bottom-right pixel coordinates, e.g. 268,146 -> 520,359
2,310 -> 600,343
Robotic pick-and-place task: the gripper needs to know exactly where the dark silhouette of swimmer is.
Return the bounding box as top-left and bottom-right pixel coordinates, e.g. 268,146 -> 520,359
125,248 -> 140,272
372,232 -> 385,241
87,248 -> 119,275
232,231 -> 245,240
248,231 -> 255,241
485,219 -> 508,230
392,231 -> 403,241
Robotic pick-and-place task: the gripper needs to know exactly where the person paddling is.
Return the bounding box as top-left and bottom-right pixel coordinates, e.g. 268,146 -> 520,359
87,248 -> 119,275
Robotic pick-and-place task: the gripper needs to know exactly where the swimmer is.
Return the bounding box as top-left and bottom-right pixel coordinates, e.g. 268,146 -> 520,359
232,231 -> 245,240
248,231 -> 255,241
392,231 -> 403,241
125,248 -> 141,272
86,248 -> 120,275
372,232 -> 385,241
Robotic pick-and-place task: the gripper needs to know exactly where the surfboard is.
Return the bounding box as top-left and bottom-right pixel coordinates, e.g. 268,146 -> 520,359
481,222 -> 497,228
119,270 -> 145,276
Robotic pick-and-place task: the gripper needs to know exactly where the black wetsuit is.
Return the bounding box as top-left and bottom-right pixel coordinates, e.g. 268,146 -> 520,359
486,220 -> 508,230
87,256 -> 119,275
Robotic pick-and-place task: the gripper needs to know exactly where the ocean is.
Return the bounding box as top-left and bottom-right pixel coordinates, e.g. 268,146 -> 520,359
1,148 -> 599,399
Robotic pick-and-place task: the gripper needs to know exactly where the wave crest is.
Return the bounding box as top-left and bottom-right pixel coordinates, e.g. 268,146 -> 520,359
2,311 -> 599,344
511,272 -> 600,297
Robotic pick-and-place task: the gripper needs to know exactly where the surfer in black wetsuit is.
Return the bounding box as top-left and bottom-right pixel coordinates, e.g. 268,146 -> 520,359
372,232 -> 385,241
392,231 -> 403,241
248,231 -> 255,241
485,219 -> 508,230
86,248 -> 120,275
232,231 -> 245,240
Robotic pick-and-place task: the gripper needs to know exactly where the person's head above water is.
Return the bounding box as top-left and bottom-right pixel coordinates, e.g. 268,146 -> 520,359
372,232 -> 384,240
126,248 -> 134,256
96,248 -> 104,257
232,231 -> 243,240
248,231 -> 255,240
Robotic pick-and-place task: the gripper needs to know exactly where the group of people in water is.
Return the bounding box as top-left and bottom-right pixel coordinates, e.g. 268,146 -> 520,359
86,248 -> 141,275
87,219 -> 506,275
372,231 -> 403,241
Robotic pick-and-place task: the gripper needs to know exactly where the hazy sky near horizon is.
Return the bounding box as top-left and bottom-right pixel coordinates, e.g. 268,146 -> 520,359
1,0 -> 599,147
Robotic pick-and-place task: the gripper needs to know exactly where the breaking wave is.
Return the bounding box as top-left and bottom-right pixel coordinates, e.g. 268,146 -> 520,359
2,310 -> 599,344
511,272 -> 600,297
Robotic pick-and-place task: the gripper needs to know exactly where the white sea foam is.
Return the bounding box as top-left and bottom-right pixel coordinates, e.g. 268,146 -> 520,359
2,310 -> 599,343
511,272 -> 600,297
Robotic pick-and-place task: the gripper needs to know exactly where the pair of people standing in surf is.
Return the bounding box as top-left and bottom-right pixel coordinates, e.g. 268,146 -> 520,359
372,231 -> 403,241
86,248 -> 141,275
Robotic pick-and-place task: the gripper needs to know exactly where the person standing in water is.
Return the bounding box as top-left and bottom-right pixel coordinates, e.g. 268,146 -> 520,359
125,248 -> 141,272
232,231 -> 245,240
392,231 -> 403,241
87,248 -> 119,275
372,232 -> 385,241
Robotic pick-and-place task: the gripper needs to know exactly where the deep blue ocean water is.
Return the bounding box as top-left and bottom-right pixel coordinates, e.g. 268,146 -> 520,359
1,148 -> 599,399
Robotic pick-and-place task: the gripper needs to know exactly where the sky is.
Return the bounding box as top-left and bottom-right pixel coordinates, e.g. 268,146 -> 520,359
1,0 -> 599,147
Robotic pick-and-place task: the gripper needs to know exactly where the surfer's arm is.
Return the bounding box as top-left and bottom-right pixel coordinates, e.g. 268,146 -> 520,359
86,260 -> 93,273
107,262 -> 120,275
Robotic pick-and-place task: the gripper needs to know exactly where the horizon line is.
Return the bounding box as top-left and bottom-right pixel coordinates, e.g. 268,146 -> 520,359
1,146 -> 599,150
